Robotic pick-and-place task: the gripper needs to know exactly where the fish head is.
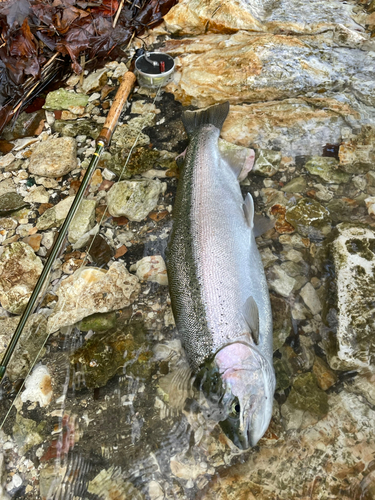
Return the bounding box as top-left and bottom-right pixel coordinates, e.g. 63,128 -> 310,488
196,342 -> 275,449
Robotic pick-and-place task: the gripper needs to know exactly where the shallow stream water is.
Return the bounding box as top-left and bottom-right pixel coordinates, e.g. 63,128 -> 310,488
1,0 -> 375,498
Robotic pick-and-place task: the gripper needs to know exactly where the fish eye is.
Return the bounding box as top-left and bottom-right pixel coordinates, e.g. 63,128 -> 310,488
230,399 -> 240,417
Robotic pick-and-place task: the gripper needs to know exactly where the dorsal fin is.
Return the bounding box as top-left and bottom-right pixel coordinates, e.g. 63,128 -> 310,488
243,296 -> 260,345
243,192 -> 254,229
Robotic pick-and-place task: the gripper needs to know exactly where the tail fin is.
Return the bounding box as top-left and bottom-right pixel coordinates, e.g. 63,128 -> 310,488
182,102 -> 230,137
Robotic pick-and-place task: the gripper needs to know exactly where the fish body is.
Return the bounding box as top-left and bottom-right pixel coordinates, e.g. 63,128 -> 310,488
167,102 -> 275,449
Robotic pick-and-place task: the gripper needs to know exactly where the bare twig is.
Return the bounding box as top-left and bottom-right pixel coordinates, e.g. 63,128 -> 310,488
113,0 -> 125,28
43,51 -> 60,70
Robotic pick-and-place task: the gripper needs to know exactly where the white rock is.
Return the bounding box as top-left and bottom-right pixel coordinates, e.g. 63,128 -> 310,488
102,168 -> 116,181
0,242 -> 43,314
107,180 -> 166,222
36,196 -> 74,230
24,185 -> 49,204
327,225 -> 375,371
82,68 -> 108,94
131,100 -> 160,115
365,196 -> 375,217
284,249 -> 303,262
41,231 -> 55,249
20,365 -> 53,407
112,62 -> 128,80
269,266 -> 296,297
300,282 -> 322,315
28,137 -> 78,178
132,256 -> 168,286
68,199 -> 96,244
260,247 -> 278,268
148,481 -> 164,500
88,92 -> 101,102
47,262 -> 140,333
0,153 -> 15,168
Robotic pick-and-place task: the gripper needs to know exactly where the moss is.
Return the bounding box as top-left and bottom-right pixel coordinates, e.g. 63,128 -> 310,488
304,156 -> 350,184
345,238 -> 374,261
53,119 -> 101,139
287,372 -> 329,417
80,312 -> 117,332
0,192 -> 28,213
285,198 -> 331,238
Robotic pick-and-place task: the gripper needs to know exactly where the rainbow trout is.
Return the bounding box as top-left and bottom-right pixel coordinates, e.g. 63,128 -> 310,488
167,102 -> 275,449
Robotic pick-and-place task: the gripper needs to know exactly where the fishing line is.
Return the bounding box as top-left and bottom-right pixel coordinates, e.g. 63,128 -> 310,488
0,83 -> 163,432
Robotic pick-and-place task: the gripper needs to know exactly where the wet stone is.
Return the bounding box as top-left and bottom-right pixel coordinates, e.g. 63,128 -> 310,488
0,242 -> 43,314
281,372 -> 329,429
28,137 -> 78,178
87,466 -> 144,499
53,119 -> 101,140
47,263 -> 141,333
12,413 -> 45,454
270,294 -> 293,351
281,176 -> 307,193
36,196 -> 74,230
304,156 -> 351,184
323,224 -> 375,371
80,312 -> 117,332
0,314 -> 47,380
86,234 -> 114,266
131,255 -> 168,286
43,88 -> 89,111
312,356 -> 338,391
21,234 -> 42,252
70,321 -> 154,389
0,152 -> 15,168
107,180 -> 166,222
0,192 -> 28,213
82,68 -> 108,94
68,199 -> 96,244
339,126 -> 375,174
300,282 -> 322,315
285,198 -> 331,239
268,265 -> 296,297
253,149 -> 282,177
20,365 -> 53,407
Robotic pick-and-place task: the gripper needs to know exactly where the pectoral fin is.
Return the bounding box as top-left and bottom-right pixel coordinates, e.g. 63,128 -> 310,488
243,296 -> 260,345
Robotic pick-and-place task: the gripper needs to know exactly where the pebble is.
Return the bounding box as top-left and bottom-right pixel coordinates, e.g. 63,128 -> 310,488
20,365 -> 53,407
102,168 -> 116,181
0,153 -> 15,168
24,186 -> 49,204
107,180 -> 166,221
131,255 -> 169,286
300,282 -> 322,315
269,266 -> 296,297
365,196 -> 375,216
28,137 -> 78,178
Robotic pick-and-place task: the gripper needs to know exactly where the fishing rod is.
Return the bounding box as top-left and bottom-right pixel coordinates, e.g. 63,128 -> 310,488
0,70 -> 137,381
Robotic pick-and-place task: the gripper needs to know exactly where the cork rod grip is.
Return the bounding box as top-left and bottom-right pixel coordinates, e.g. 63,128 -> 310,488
97,71 -> 137,146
